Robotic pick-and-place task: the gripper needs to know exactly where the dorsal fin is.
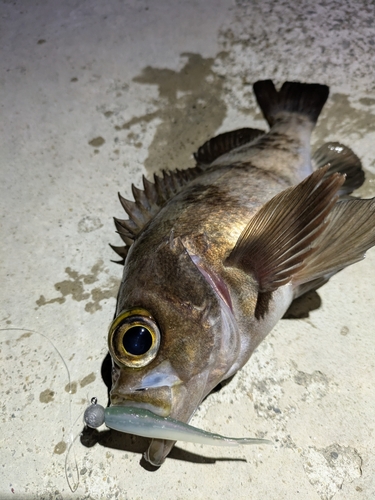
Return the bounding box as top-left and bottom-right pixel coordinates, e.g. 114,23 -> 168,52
194,128 -> 265,166
111,165 -> 204,264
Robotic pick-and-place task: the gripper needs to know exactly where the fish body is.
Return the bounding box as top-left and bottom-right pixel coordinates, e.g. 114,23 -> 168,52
108,80 -> 375,466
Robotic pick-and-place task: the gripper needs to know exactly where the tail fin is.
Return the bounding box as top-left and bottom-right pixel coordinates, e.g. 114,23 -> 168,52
253,80 -> 329,127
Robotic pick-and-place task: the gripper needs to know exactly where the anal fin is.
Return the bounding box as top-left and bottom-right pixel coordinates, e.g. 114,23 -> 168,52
313,142 -> 365,195
292,276 -> 330,300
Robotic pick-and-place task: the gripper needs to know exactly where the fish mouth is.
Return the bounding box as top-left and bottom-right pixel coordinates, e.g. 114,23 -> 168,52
110,385 -> 173,417
109,382 -> 190,466
109,387 -> 179,466
108,365 -> 266,465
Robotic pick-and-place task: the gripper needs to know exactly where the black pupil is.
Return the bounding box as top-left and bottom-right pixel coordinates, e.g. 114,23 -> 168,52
122,326 -> 152,355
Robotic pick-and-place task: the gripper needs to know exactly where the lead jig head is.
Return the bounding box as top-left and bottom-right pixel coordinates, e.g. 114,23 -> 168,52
83,397 -> 105,429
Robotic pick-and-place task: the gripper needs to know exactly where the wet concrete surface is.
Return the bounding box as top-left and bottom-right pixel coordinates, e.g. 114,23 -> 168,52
1,1 -> 375,498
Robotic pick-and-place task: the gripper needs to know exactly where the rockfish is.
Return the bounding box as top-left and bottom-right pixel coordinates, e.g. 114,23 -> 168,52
105,80 -> 375,466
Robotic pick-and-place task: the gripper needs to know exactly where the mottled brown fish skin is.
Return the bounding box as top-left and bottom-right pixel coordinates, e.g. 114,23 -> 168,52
107,80 -> 375,466
113,165 -> 290,396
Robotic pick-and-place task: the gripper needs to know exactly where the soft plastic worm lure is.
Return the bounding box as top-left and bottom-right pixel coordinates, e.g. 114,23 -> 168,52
84,398 -> 272,447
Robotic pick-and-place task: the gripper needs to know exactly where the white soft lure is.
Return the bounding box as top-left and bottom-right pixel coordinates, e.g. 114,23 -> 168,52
84,400 -> 272,447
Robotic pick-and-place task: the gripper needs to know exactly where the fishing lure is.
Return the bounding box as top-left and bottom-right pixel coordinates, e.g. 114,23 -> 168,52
84,398 -> 271,456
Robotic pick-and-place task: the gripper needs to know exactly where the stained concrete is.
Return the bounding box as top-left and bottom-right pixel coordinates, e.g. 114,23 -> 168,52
1,1 -> 375,499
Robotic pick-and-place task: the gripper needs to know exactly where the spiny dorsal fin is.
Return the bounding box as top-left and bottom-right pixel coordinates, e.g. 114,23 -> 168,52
111,165 -> 204,264
253,80 -> 329,127
109,243 -> 130,265
294,197 -> 375,286
194,128 -> 265,165
312,142 -> 365,195
225,167 -> 345,292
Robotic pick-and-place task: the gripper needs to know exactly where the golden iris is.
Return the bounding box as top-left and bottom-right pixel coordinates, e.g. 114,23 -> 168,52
108,308 -> 161,368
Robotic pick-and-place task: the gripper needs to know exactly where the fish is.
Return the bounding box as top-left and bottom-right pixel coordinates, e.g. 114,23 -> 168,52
106,79 -> 375,466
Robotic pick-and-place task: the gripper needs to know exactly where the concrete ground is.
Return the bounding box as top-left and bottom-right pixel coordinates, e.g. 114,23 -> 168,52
1,1 -> 375,498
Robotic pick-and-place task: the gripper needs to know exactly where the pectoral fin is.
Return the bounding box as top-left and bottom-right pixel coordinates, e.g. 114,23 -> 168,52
294,197 -> 375,286
226,168 -> 345,292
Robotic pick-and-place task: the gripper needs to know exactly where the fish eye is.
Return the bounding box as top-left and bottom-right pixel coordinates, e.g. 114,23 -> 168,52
122,326 -> 153,355
108,308 -> 161,368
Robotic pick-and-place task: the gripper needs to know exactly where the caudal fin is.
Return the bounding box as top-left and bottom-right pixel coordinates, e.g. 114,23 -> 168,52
253,80 -> 329,127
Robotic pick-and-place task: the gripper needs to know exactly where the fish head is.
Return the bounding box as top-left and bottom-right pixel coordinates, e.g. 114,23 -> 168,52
108,233 -> 241,464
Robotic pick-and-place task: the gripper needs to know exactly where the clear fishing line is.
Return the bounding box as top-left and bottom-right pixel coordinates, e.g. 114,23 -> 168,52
0,327 -> 81,492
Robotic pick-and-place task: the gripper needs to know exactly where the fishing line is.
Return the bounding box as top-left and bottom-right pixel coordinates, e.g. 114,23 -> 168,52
0,327 -> 80,492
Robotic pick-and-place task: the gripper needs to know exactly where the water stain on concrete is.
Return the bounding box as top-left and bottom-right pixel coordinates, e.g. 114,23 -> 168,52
85,278 -> 119,312
53,441 -> 67,455
65,381 -> 77,394
80,372 -> 96,388
36,266 -> 92,306
116,52 -> 227,176
340,326 -> 349,336
39,389 -> 55,403
89,136 -> 105,147
17,332 -> 32,341
359,97 -> 375,107
36,295 -> 65,307
36,260 -> 118,312
316,93 -> 375,143
78,215 -> 103,233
